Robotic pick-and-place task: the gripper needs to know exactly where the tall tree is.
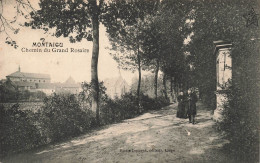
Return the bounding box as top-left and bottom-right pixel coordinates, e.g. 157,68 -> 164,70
153,0 -> 191,96
102,0 -> 159,104
188,0 -> 259,160
27,0 -> 106,123
140,14 -> 163,99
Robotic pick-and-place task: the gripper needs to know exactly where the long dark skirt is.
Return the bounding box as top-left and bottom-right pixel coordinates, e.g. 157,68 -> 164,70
177,103 -> 186,118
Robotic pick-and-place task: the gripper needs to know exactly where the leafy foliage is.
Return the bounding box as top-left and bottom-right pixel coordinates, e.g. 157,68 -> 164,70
102,0 -> 160,101
0,104 -> 43,156
187,0 -> 259,108
39,93 -> 95,142
1,0 -> 34,48
0,79 -> 19,102
130,74 -> 168,98
2,0 -> 258,160
78,81 -> 108,109
219,81 -> 259,162
0,80 -> 46,102
0,79 -> 169,157
26,0 -> 95,42
187,0 -> 259,161
26,0 -> 107,122
100,92 -> 169,125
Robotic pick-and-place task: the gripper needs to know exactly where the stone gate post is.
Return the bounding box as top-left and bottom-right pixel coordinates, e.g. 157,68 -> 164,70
213,40 -> 232,121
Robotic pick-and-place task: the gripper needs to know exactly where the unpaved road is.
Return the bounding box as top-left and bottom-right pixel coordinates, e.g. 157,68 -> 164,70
2,102 -> 235,163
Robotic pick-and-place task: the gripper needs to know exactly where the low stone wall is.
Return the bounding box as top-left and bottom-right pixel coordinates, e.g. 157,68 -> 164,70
1,102 -> 44,112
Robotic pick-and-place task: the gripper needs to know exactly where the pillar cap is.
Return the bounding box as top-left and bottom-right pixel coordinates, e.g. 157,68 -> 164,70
213,40 -> 232,56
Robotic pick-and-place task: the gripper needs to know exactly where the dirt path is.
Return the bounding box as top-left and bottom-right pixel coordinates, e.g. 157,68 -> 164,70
2,102 -> 234,163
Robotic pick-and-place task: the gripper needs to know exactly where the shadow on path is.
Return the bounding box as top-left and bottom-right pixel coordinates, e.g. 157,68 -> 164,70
2,102 -> 235,163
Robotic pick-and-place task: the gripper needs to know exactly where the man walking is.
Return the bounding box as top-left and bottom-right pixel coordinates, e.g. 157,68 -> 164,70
186,89 -> 198,124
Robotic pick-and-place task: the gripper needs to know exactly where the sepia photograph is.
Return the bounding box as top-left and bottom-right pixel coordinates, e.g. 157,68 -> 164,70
0,0 -> 259,162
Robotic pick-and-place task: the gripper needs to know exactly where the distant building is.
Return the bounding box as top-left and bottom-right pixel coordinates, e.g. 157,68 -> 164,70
6,66 -> 51,91
5,67 -> 81,95
104,72 -> 130,99
37,83 -> 56,95
55,76 -> 81,94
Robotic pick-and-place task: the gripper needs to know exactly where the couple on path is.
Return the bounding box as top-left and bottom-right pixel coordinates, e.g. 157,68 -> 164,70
177,89 -> 198,124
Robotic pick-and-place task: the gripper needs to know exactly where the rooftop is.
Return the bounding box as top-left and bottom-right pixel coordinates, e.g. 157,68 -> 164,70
6,71 -> 51,79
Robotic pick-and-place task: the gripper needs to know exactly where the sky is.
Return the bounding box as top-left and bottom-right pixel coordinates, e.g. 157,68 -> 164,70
0,0 -> 142,84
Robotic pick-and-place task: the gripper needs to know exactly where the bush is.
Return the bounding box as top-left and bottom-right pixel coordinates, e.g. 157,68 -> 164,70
39,93 -> 95,142
218,83 -> 259,162
141,95 -> 170,111
0,84 -> 170,157
99,93 -> 139,125
99,93 -> 170,125
0,80 -> 19,102
78,81 -> 108,110
0,104 -> 44,156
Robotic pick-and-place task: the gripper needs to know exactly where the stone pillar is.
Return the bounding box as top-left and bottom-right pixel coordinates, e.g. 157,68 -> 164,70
213,40 -> 232,121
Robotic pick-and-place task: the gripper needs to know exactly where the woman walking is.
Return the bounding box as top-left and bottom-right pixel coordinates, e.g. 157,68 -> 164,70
177,92 -> 186,118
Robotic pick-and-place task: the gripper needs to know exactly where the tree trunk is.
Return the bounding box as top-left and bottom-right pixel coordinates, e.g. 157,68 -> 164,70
174,79 -> 179,98
136,18 -> 141,108
154,59 -> 159,99
137,50 -> 141,106
170,76 -> 174,102
163,72 -> 168,100
90,0 -> 100,124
